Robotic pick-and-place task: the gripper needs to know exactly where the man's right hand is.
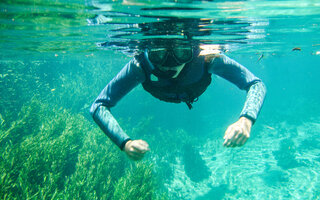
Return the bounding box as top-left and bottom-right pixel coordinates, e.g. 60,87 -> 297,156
124,139 -> 150,161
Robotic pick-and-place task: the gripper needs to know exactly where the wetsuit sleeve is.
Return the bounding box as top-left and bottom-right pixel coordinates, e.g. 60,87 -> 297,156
90,58 -> 145,150
208,54 -> 266,124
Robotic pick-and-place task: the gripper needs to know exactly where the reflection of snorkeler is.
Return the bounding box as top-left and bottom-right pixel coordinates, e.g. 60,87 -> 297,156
90,39 -> 266,160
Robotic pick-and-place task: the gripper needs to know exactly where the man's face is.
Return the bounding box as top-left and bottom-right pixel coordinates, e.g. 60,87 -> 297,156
147,40 -> 193,68
157,63 -> 186,78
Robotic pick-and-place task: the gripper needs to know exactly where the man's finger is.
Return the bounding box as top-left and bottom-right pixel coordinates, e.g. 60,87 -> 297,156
133,142 -> 150,153
224,126 -> 233,139
224,138 -> 234,147
224,135 -> 234,147
129,148 -> 143,156
223,139 -> 228,146
132,145 -> 147,154
224,129 -> 240,147
137,140 -> 150,151
240,136 -> 248,146
235,134 -> 244,145
236,133 -> 247,144
230,129 -> 241,144
223,132 -> 232,146
226,126 -> 237,139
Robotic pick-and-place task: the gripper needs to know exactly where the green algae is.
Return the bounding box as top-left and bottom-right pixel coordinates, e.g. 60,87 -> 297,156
0,99 -> 168,199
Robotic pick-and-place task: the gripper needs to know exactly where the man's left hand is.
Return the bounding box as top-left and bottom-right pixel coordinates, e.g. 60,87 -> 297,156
223,117 -> 253,147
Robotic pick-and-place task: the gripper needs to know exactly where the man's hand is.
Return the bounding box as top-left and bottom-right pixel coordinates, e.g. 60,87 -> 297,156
223,117 -> 253,147
124,139 -> 150,161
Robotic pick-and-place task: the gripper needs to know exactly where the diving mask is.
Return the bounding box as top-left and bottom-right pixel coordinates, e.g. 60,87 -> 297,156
147,44 -> 193,67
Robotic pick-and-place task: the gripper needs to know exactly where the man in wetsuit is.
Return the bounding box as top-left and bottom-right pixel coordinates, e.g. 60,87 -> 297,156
90,39 -> 266,160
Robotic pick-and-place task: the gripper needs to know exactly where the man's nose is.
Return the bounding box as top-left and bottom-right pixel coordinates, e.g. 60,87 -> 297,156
162,53 -> 179,67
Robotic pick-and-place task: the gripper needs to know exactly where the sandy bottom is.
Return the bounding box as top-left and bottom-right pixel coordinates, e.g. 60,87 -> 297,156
164,119 -> 320,200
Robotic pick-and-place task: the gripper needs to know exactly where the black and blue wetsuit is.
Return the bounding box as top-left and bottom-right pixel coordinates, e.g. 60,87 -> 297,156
90,52 -> 266,150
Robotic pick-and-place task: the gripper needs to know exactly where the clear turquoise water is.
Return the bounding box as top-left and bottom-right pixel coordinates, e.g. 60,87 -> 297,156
1,0 -> 320,199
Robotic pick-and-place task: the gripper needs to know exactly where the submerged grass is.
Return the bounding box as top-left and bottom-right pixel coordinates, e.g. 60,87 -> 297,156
0,98 -> 168,199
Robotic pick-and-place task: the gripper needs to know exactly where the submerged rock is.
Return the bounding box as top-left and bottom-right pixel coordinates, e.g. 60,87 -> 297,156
272,139 -> 301,170
260,163 -> 289,187
195,184 -> 230,200
182,144 -> 211,183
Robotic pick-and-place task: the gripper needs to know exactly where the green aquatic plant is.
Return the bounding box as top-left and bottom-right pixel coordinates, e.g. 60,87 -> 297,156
0,52 -> 129,128
0,114 -> 4,128
62,125 -> 127,200
113,162 -> 168,200
0,99 -> 168,199
0,98 -> 42,145
0,61 -> 40,129
0,99 -> 85,199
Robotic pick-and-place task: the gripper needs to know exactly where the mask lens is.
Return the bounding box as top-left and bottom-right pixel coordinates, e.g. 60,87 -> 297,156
173,46 -> 193,64
147,48 -> 167,65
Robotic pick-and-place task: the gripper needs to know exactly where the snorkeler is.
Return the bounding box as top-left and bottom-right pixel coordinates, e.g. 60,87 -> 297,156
90,39 -> 266,160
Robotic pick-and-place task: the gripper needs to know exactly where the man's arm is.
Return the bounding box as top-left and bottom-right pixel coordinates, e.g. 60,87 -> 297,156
208,54 -> 266,123
90,58 -> 145,150
207,54 -> 266,147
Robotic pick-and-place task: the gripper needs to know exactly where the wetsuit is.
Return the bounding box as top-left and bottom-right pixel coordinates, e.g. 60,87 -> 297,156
90,53 -> 266,150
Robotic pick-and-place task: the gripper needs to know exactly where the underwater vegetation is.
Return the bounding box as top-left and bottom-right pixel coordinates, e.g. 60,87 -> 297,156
0,53 -> 125,128
0,99 -> 168,199
0,60 -> 50,129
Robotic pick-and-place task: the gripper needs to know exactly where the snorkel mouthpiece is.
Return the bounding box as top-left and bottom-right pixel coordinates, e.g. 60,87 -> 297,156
160,69 -> 178,78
